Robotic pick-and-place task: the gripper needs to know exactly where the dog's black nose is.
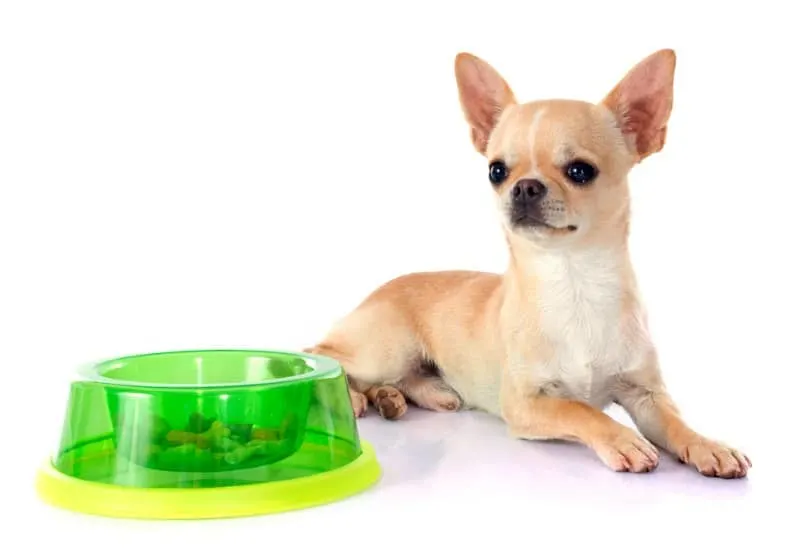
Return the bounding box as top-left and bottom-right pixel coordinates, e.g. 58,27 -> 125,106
512,179 -> 547,202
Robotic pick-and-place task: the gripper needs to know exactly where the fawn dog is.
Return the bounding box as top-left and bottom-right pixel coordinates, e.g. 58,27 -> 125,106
306,49 -> 750,478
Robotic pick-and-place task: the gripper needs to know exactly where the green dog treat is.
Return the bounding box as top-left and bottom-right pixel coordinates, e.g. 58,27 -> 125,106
156,443 -> 197,467
247,439 -> 269,457
166,430 -> 197,445
147,412 -> 284,469
214,436 -> 240,452
186,412 -> 215,433
251,427 -> 281,441
205,421 -> 230,439
198,420 -> 229,447
224,446 -> 252,465
195,435 -> 211,450
228,423 -> 253,443
171,443 -> 197,456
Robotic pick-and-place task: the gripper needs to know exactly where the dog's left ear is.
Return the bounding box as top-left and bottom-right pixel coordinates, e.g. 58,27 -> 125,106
602,49 -> 676,161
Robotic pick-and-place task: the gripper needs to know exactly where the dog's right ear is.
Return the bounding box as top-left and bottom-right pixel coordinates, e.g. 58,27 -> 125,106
454,53 -> 516,155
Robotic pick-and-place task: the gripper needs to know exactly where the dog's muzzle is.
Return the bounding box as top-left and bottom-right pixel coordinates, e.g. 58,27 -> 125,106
509,179 -> 548,226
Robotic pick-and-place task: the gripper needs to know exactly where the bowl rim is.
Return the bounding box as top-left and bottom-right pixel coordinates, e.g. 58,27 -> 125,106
75,348 -> 342,390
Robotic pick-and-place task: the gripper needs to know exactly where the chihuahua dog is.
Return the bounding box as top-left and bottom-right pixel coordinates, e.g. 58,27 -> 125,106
307,49 -> 751,478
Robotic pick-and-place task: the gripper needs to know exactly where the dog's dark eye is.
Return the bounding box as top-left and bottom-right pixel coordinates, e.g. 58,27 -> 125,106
565,160 -> 597,185
489,160 -> 509,186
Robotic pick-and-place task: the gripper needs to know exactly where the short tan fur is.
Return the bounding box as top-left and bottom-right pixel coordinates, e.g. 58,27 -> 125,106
307,49 -> 750,478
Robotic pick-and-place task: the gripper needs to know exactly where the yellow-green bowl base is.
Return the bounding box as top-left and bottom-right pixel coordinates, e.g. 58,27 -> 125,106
36,440 -> 380,519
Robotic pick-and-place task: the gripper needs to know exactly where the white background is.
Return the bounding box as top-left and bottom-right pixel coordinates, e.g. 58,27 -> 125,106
2,0 -> 799,552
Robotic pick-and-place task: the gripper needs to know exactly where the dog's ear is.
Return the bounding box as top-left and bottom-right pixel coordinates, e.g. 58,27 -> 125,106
454,53 -> 517,155
602,49 -> 676,161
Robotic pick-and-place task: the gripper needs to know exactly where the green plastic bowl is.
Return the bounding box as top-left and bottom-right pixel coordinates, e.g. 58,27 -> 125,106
36,349 -> 381,519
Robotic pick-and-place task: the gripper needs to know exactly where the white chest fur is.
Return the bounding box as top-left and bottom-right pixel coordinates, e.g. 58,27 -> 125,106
526,249 -> 641,407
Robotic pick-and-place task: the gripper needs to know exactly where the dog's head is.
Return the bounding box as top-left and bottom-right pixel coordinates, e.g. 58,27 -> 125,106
454,49 -> 676,249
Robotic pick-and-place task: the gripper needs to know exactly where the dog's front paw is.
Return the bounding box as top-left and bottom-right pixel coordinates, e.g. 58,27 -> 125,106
678,437 -> 751,479
593,428 -> 660,473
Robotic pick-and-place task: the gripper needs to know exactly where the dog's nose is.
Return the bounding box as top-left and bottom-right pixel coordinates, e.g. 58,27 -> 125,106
512,179 -> 547,202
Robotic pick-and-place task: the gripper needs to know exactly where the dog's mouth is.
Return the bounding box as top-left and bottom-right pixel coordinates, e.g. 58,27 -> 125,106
512,214 -> 578,234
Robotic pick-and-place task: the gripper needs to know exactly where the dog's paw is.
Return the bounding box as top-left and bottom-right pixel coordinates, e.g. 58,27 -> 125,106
350,390 -> 369,418
373,386 -> 408,420
678,437 -> 751,479
593,428 -> 660,473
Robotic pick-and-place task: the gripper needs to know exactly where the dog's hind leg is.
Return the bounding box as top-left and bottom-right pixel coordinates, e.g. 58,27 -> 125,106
397,371 -> 463,413
307,340 -> 411,420
305,303 -> 422,420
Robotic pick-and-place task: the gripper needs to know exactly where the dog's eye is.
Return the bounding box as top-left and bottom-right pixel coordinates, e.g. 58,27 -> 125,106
565,160 -> 597,185
489,160 -> 509,186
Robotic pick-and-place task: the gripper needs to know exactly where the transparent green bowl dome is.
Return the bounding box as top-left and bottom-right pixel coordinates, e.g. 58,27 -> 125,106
36,349 -> 380,519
